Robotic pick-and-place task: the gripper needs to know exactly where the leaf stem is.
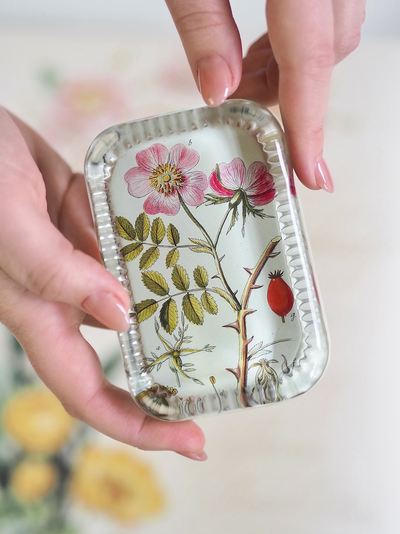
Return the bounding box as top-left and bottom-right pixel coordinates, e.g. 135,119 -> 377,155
140,242 -> 193,249
154,287 -> 221,306
214,206 -> 232,247
178,194 -> 241,310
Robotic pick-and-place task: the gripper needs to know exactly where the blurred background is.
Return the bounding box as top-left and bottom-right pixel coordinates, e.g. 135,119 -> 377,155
0,1 -> 399,533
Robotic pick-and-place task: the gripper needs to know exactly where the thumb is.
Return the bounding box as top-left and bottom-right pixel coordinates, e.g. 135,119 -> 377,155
166,0 -> 242,106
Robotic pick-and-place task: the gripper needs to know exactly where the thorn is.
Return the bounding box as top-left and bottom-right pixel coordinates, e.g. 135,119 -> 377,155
244,335 -> 254,349
226,367 -> 239,381
211,275 -> 220,280
244,267 -> 253,275
251,284 -> 263,290
269,253 -> 280,258
223,320 -> 240,333
243,309 -> 256,317
219,255 -> 225,262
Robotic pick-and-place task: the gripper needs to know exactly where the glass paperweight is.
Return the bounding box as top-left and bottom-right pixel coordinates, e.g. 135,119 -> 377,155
85,99 -> 329,421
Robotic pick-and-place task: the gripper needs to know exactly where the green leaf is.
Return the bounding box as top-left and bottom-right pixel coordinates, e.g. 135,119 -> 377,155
212,287 -> 239,310
121,242 -> 143,261
182,293 -> 204,325
171,265 -> 190,291
135,212 -> 150,241
151,217 -> 166,245
193,266 -> 209,288
166,248 -> 180,268
115,216 -> 136,240
189,246 -> 214,255
167,223 -> 180,245
135,299 -> 159,322
159,298 -> 178,334
139,246 -> 160,270
142,271 -> 169,296
193,378 -> 205,386
201,291 -> 218,315
189,237 -> 211,249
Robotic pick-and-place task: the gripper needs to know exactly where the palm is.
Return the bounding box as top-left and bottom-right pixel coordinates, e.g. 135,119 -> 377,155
0,110 -> 204,455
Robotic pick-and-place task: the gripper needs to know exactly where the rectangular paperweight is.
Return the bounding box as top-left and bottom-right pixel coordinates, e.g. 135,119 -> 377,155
85,100 -> 329,421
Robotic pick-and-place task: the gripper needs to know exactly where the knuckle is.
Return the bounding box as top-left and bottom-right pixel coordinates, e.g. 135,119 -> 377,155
304,42 -> 335,72
336,30 -> 361,61
173,8 -> 229,35
26,248 -> 73,301
307,126 -> 324,146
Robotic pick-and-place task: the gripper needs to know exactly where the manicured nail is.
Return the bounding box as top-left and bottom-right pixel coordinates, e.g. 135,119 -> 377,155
179,451 -> 208,462
197,55 -> 231,107
82,292 -> 130,331
315,155 -> 334,193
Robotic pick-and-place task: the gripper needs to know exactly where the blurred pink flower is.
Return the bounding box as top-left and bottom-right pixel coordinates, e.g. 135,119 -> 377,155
50,78 -> 129,129
125,144 -> 207,216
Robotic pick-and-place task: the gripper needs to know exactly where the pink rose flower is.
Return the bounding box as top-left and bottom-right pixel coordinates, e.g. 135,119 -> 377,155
209,158 -> 275,207
124,144 -> 207,216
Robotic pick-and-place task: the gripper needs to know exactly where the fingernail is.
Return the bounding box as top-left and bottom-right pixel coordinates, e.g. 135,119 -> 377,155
197,55 -> 232,107
82,292 -> 130,331
178,451 -> 208,462
315,155 -> 334,193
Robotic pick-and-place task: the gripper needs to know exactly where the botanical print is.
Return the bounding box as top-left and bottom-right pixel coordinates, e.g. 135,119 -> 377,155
117,143 -> 295,411
124,143 -> 207,215
146,314 -> 214,387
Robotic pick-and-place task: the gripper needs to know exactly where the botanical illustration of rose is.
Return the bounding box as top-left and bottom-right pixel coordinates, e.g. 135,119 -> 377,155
2,388 -> 76,455
209,158 -> 275,207
70,446 -> 164,523
205,158 -> 276,235
124,143 -> 207,215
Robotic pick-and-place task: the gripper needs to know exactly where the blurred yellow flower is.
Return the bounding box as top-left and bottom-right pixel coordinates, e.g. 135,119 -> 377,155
2,388 -> 75,454
70,446 -> 164,523
11,459 -> 57,503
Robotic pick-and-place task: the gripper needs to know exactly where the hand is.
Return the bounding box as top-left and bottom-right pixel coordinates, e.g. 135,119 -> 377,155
165,0 -> 366,191
0,109 -> 206,461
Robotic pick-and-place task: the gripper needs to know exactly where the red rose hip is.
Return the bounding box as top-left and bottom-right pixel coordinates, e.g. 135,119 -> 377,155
267,270 -> 294,323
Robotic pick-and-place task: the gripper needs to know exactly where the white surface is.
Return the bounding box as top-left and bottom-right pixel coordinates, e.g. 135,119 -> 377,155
0,14 -> 399,534
69,39 -> 400,534
0,0 -> 396,38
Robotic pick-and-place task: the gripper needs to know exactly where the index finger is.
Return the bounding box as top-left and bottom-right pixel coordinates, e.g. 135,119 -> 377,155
267,0 -> 335,191
165,0 -> 242,106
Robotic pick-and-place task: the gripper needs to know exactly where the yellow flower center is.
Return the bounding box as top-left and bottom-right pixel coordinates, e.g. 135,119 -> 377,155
150,163 -> 183,196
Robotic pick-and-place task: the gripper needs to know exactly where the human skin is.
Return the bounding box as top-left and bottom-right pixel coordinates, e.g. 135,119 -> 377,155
165,0 -> 366,192
0,110 -> 206,461
0,0 -> 365,460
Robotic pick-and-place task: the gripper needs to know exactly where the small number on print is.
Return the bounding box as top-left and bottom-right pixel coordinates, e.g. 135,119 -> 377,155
291,313 -> 296,322
156,346 -> 161,350
188,139 -> 192,146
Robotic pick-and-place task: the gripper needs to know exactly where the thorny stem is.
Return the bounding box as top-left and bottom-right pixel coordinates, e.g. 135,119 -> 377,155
236,236 -> 282,407
178,195 -> 282,407
178,194 -> 241,310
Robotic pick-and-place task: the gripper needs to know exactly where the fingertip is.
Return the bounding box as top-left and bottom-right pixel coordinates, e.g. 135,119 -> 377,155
315,155 -> 334,193
178,450 -> 208,462
197,55 -> 233,107
81,291 -> 130,332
